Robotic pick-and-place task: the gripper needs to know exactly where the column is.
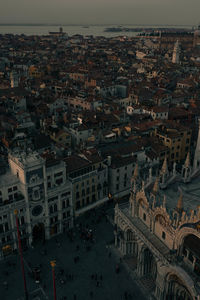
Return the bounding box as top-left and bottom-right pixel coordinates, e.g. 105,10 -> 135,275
124,241 -> 127,255
193,256 -> 196,270
114,232 -> 118,247
10,213 -> 18,250
58,195 -> 62,233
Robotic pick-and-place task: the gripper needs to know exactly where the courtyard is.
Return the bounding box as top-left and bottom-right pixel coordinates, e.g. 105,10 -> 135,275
0,205 -> 146,300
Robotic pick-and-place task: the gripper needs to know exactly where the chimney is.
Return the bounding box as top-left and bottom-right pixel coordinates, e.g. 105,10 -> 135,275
107,156 -> 112,166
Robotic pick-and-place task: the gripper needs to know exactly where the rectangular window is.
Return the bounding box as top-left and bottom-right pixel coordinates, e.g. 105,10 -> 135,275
162,231 -> 166,240
54,172 -> 63,177
55,178 -> 63,185
4,223 -> 9,232
143,213 -> 146,221
76,201 -> 80,209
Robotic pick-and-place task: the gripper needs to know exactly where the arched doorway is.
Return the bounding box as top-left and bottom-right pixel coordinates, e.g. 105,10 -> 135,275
165,274 -> 192,300
182,234 -> 200,275
124,229 -> 138,270
143,248 -> 156,278
50,224 -> 58,236
32,223 -> 45,243
126,229 -> 138,256
138,248 -> 157,292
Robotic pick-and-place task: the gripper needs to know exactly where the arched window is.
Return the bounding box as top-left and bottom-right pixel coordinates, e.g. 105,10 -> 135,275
49,206 -> 53,214
54,204 -> 57,212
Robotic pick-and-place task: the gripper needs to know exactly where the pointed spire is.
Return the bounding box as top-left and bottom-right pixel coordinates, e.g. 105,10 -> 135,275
142,180 -> 145,190
133,163 -> 139,179
149,167 -> 152,179
152,176 -> 159,194
163,195 -> 166,209
176,191 -> 184,212
161,156 -> 168,175
184,152 -> 190,168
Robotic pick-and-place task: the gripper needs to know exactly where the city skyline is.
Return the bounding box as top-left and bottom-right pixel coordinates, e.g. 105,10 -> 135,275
0,0 -> 199,26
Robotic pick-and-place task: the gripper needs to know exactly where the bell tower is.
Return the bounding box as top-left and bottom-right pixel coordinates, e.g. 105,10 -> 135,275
172,40 -> 180,64
193,119 -> 200,171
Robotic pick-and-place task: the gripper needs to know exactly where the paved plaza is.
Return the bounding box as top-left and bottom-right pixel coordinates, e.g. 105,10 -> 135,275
0,205 -> 146,300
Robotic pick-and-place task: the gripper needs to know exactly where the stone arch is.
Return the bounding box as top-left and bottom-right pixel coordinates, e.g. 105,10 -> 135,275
155,214 -> 167,226
138,246 -> 157,281
174,227 -> 200,252
164,272 -> 193,300
182,234 -> 200,275
157,264 -> 197,300
124,227 -> 138,257
153,209 -> 171,235
137,196 -> 148,208
153,207 -> 170,222
135,191 -> 149,217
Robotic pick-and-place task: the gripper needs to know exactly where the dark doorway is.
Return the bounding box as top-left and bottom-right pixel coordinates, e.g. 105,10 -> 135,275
32,223 -> 45,244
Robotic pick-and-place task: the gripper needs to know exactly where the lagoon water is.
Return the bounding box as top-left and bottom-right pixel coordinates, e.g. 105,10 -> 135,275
0,25 -> 140,37
0,24 -> 192,37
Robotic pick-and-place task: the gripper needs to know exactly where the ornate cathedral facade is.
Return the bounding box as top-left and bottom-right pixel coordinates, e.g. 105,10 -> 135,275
114,123 -> 200,300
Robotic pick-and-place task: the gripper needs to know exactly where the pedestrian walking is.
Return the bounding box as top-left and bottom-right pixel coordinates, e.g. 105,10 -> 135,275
96,281 -> 100,287
124,291 -> 128,300
90,291 -> 93,298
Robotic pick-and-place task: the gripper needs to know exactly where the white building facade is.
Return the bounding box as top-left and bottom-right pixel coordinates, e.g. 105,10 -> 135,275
0,150 -> 73,258
114,163 -> 200,300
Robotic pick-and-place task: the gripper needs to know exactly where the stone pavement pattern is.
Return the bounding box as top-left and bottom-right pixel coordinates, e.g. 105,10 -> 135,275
0,207 -> 146,300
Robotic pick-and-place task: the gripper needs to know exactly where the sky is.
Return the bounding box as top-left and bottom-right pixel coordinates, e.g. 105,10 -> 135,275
1,0 -> 200,25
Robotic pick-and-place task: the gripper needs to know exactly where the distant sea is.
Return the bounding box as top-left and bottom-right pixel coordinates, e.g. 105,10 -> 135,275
0,24 -> 193,37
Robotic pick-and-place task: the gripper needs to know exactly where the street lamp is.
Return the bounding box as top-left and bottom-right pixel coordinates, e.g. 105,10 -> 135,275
50,260 -> 57,300
14,209 -> 28,300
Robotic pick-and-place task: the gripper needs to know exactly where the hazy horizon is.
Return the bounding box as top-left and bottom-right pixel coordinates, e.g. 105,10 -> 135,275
1,0 -> 199,26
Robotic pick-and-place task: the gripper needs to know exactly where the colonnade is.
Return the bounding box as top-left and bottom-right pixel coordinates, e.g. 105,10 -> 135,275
115,223 -> 194,300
